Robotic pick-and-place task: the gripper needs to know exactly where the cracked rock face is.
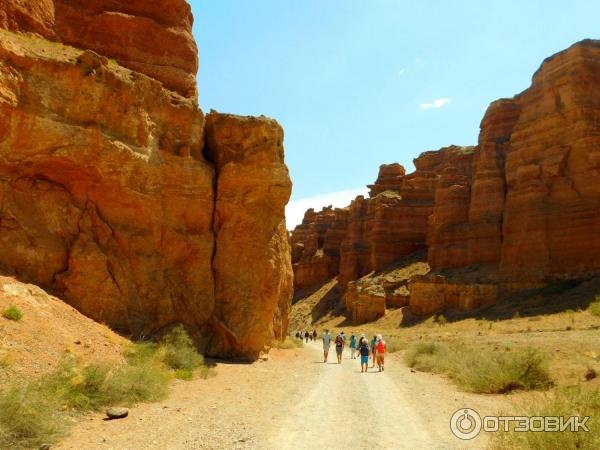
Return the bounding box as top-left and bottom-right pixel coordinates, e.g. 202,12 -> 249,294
0,1 -> 292,359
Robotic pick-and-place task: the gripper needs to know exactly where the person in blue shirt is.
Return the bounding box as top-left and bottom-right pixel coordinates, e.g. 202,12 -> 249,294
349,334 -> 357,359
322,330 -> 331,363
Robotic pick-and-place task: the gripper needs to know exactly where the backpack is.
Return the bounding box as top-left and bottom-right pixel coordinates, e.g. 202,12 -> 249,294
359,341 -> 370,356
377,339 -> 386,353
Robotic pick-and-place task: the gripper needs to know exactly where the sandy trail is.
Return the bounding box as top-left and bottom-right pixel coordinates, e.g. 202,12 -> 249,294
58,341 -> 502,449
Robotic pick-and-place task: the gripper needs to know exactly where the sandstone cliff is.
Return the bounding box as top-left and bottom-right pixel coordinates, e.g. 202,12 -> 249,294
0,1 -> 292,359
292,39 -> 600,320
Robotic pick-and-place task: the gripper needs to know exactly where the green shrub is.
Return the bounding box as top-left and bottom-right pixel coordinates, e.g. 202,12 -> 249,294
589,296 -> 600,317
451,347 -> 552,394
105,361 -> 171,404
404,341 -> 450,373
491,385 -> 600,449
404,342 -> 552,394
162,325 -> 205,372
0,327 -> 210,448
384,336 -> 405,353
40,358 -> 111,411
435,314 -> 448,326
175,369 -> 194,380
0,383 -> 65,449
2,305 -> 22,321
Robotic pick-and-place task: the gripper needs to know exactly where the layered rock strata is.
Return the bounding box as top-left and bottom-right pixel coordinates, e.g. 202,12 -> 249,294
294,40 -> 600,318
0,1 -> 292,359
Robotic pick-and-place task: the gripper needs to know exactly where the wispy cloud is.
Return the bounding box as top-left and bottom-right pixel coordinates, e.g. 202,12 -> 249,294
420,97 -> 451,110
285,187 -> 369,229
397,68 -> 407,76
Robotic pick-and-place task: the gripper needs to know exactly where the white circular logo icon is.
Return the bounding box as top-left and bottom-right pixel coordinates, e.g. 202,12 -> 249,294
450,408 -> 482,440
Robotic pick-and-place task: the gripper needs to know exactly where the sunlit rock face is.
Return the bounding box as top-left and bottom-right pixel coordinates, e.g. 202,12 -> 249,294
0,0 -> 293,359
293,40 -> 600,318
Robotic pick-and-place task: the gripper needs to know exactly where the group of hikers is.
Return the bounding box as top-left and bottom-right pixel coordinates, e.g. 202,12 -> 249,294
295,330 -> 318,342
320,330 -> 387,372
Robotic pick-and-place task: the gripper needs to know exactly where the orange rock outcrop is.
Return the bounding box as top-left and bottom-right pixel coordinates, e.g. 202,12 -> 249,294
0,0 -> 198,98
294,40 -> 600,318
0,1 -> 292,359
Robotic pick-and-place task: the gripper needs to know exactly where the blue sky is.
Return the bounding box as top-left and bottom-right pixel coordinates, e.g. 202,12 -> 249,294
189,0 -> 600,226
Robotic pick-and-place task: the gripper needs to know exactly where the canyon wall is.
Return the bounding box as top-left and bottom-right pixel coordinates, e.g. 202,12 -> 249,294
0,1 -> 292,359
293,39 -> 600,318
291,145 -> 474,288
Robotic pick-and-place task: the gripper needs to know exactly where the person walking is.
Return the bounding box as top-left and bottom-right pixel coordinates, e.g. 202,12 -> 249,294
349,334 -> 357,359
376,334 -> 386,372
358,334 -> 370,373
313,330 -> 317,341
334,332 -> 344,364
371,335 -> 378,368
322,330 -> 332,363
304,330 -> 309,343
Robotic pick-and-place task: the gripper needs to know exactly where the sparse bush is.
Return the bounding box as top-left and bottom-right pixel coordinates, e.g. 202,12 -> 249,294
0,383 -> 65,449
2,305 -> 22,321
175,369 -> 194,380
490,385 -> 600,449
404,341 -> 450,373
404,342 -> 552,394
589,296 -> 600,317
105,360 -> 171,404
162,325 -> 204,372
0,326 -> 210,448
451,347 -> 552,394
513,311 -> 521,319
384,336 -> 404,353
435,314 -> 448,326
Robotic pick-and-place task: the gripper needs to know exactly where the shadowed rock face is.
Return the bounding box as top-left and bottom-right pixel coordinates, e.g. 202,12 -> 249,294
0,1 -> 292,359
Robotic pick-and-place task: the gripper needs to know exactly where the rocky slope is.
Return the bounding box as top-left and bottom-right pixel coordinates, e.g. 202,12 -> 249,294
0,1 -> 292,359
292,39 -> 600,320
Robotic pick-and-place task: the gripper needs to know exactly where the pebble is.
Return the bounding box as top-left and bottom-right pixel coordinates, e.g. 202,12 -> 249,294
106,407 -> 129,419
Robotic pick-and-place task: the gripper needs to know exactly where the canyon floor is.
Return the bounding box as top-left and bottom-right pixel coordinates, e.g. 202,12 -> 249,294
56,341 -> 505,450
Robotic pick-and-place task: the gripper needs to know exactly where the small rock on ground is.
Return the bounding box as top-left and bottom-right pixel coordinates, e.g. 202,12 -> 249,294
106,407 -> 129,419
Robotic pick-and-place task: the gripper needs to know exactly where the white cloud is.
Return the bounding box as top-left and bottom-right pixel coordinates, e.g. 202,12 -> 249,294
285,187 -> 369,229
397,68 -> 407,76
420,97 -> 451,110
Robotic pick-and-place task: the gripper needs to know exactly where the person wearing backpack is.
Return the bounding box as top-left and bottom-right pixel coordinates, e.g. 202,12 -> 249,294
358,335 -> 370,373
376,334 -> 386,372
335,333 -> 344,364
370,335 -> 378,368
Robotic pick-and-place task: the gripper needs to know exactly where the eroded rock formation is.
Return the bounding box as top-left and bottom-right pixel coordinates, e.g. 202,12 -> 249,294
0,1 -> 292,359
294,40 -> 600,318
0,0 -> 198,98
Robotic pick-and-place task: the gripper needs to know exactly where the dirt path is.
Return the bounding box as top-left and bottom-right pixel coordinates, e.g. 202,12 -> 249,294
58,341 -> 505,449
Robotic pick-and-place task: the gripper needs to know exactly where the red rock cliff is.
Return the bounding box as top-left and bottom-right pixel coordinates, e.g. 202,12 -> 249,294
294,40 -> 600,318
0,0 -> 198,98
0,1 -> 292,359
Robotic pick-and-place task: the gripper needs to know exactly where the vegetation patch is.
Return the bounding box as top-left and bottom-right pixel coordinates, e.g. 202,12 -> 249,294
404,341 -> 552,394
588,295 -> 600,317
2,305 -> 23,321
490,385 -> 600,449
0,326 -> 209,449
273,337 -> 304,349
